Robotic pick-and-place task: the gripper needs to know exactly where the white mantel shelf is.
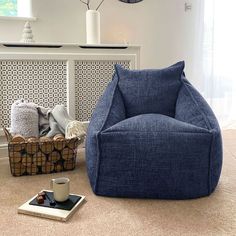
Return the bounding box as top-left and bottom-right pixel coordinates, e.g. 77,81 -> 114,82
0,42 -> 140,49
0,42 -> 140,64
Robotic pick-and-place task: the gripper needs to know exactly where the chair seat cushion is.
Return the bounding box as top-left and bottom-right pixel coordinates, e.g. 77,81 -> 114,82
103,114 -> 209,134
98,114 -> 212,199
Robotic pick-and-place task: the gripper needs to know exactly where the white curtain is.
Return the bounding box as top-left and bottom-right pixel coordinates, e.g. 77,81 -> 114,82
194,0 -> 236,128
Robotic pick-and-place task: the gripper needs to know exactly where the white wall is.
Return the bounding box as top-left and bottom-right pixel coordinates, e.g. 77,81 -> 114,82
0,0 -> 197,80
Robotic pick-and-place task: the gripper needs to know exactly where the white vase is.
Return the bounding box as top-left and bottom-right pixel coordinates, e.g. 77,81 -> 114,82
86,10 -> 101,45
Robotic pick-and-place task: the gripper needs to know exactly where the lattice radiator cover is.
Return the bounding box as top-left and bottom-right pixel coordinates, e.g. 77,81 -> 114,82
0,60 -> 67,128
75,60 -> 130,121
0,60 -> 131,128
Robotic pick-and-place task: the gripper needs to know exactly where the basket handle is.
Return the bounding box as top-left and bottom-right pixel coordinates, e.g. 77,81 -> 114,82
3,128 -> 12,142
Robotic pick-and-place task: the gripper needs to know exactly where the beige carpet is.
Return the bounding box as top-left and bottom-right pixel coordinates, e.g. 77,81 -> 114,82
0,131 -> 236,236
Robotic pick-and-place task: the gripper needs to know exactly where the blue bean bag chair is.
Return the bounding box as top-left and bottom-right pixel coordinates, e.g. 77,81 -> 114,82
85,61 -> 222,199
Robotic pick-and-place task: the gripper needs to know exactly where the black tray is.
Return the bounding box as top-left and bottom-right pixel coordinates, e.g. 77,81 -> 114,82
29,191 -> 81,211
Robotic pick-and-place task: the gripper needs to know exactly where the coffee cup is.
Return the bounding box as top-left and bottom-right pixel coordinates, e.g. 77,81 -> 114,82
50,177 -> 70,202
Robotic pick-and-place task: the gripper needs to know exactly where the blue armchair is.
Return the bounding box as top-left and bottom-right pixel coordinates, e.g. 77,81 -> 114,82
85,61 -> 222,199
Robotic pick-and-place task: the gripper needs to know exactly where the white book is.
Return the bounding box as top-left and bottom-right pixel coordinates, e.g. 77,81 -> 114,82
18,190 -> 86,222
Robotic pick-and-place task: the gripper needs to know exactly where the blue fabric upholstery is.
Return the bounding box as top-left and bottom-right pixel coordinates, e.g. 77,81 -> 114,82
115,61 -> 184,118
175,77 -> 223,193
85,62 -> 223,199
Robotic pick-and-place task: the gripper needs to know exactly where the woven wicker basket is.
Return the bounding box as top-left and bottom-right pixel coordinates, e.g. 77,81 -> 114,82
3,128 -> 80,177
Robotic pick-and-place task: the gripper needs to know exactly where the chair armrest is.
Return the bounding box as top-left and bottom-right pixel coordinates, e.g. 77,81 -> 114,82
175,77 -> 222,193
88,76 -> 126,134
86,76 -> 126,191
175,77 -> 220,131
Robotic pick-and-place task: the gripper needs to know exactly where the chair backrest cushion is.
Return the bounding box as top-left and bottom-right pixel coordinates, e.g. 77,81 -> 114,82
115,61 -> 185,118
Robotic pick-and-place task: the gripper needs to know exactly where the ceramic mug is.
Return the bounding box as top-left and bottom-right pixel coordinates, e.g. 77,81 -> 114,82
51,177 -> 70,202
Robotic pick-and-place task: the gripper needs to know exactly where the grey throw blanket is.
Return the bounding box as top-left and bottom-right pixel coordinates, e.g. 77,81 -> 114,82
52,105 -> 86,140
10,100 -> 39,137
10,101 -> 85,140
46,114 -> 63,138
37,106 -> 50,136
37,106 -> 62,138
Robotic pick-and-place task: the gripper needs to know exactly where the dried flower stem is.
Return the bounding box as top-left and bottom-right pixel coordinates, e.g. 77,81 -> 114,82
80,0 -> 90,10
96,0 -> 105,10
80,0 -> 105,11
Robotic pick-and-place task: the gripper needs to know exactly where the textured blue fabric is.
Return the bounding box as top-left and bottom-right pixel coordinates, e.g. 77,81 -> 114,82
104,114 -> 209,134
175,77 -> 222,193
115,61 -> 185,118
85,62 -> 223,199
86,77 -> 126,190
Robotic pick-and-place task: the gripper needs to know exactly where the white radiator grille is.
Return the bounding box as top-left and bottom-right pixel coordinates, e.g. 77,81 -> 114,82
0,60 -> 67,128
75,60 -> 130,121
